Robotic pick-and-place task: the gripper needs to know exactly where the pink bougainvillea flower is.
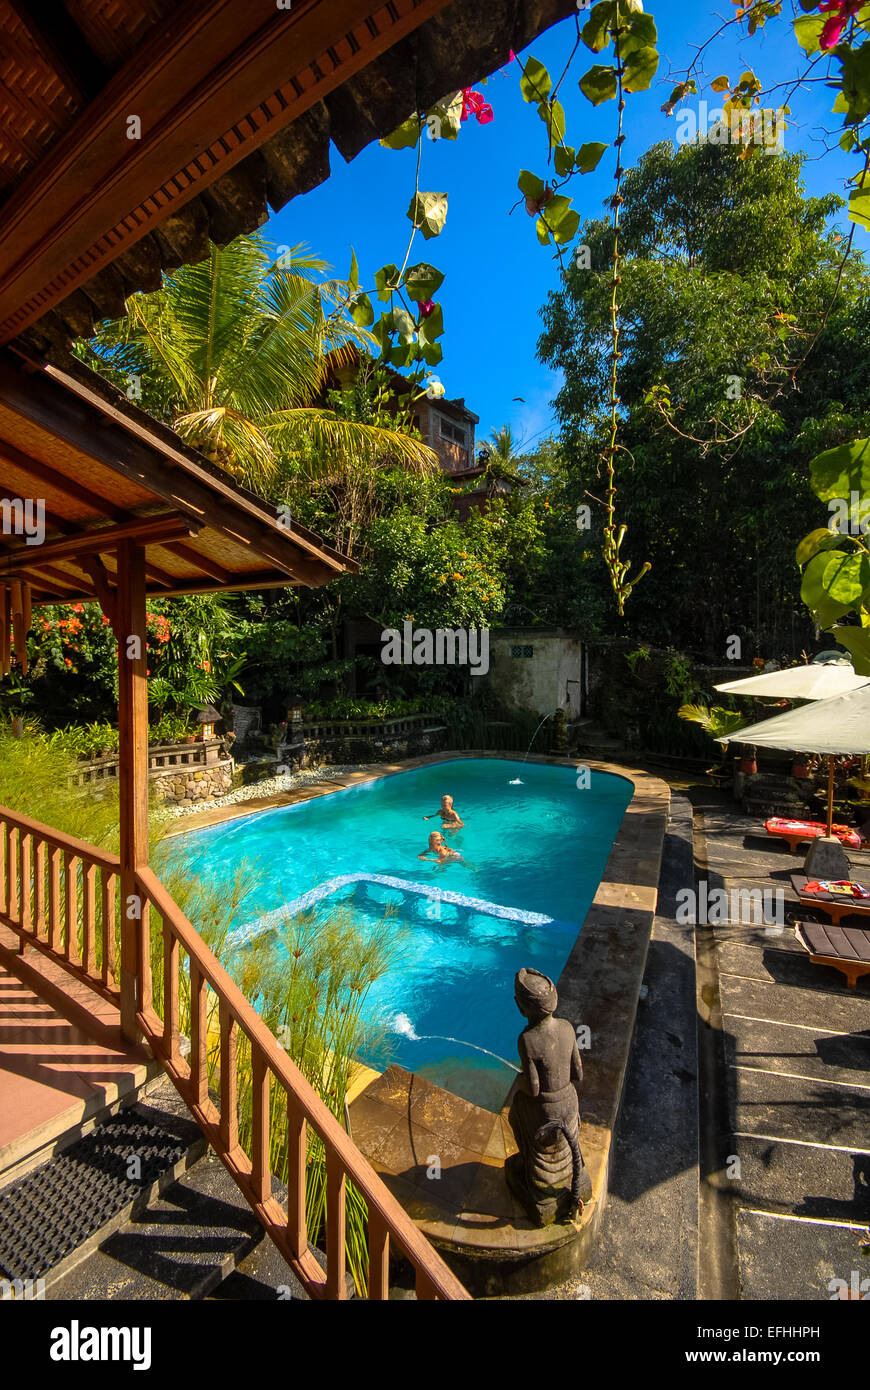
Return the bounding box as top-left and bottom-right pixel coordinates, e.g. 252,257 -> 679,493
819,0 -> 862,49
419,299 -> 435,318
460,87 -> 484,121
508,49 -> 516,62
477,103 -> 494,124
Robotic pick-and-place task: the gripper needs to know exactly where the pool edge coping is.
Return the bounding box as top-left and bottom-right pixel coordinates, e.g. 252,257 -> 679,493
163,749 -> 670,1289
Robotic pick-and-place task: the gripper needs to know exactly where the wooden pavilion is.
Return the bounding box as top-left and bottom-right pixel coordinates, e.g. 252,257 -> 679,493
0,0 -> 577,1301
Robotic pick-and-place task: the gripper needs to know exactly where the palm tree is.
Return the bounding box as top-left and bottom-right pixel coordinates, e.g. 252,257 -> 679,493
77,237 -> 436,492
677,704 -> 750,739
477,424 -> 525,497
487,424 -> 517,464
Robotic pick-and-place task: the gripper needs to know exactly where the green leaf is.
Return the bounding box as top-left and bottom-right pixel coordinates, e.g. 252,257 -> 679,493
403,262 -> 445,303
408,191 -> 449,239
520,57 -> 552,103
418,304 -> 444,346
374,263 -> 401,301
388,344 -> 414,368
537,196 -> 580,245
539,98 -> 567,149
348,249 -> 359,291
392,306 -> 416,345
426,91 -> 463,141
582,1 -> 616,54
623,46 -> 659,94
795,528 -> 843,567
553,209 -> 580,244
421,341 -> 443,367
518,169 -> 545,198
809,437 -> 870,503
554,144 -> 575,177
349,291 -> 374,328
830,625 -> 870,675
536,217 -> 552,246
801,550 -> 870,618
579,64 -> 618,106
849,173 -> 870,229
576,140 -> 608,173
372,314 -> 391,357
839,44 -> 870,123
622,11 -> 658,58
379,115 -> 421,150
793,15 -> 824,54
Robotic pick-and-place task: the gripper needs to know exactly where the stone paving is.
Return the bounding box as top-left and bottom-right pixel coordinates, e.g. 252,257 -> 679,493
693,790 -> 870,1301
519,785 -> 870,1301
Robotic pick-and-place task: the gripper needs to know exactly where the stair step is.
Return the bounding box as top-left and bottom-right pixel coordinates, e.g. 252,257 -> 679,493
0,1079 -> 205,1293
48,1145 -> 348,1301
49,1151 -> 265,1301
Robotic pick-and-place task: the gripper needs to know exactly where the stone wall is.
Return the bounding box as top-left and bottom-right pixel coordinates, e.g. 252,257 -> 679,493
486,629 -> 585,718
150,757 -> 233,805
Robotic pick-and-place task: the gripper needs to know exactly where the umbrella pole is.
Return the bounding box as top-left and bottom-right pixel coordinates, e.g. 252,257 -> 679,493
827,755 -> 835,837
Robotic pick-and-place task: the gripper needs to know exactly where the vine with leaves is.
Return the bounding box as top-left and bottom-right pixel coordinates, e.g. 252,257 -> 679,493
514,1 -> 659,612
373,7 -> 660,613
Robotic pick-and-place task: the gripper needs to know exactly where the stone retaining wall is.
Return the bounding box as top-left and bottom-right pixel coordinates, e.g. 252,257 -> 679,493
150,757 -> 233,805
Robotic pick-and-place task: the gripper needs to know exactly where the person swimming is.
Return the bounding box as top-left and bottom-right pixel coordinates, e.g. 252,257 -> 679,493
418,830 -> 463,867
423,794 -> 465,831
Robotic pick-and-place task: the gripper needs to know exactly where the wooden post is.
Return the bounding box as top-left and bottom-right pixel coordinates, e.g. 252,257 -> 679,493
826,755 -> 835,838
116,541 -> 149,1041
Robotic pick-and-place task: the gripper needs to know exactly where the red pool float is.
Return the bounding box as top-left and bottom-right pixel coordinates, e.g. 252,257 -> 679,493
765,817 -> 863,853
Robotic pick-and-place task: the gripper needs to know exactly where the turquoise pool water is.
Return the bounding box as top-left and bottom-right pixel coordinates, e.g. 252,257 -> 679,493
172,758 -> 632,1110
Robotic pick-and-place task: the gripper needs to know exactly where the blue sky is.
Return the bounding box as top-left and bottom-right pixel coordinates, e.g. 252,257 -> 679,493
266,2 -> 860,451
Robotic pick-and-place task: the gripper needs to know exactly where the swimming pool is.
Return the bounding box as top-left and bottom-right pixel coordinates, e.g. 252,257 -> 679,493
171,758 -> 633,1110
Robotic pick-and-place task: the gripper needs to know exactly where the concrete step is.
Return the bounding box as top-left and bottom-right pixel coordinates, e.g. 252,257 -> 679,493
0,1077 -> 206,1295
48,1148 -> 274,1301
47,1109 -> 352,1300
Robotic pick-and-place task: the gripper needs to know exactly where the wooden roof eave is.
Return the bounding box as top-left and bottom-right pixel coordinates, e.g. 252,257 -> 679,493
0,350 -> 356,598
0,1 -> 579,351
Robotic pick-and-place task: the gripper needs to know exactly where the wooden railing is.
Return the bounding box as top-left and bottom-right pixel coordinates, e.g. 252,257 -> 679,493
0,804 -> 120,1004
0,803 -> 468,1301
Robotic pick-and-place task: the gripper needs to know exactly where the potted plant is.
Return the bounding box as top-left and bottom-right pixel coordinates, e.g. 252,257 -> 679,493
677,703 -> 751,781
740,745 -> 758,775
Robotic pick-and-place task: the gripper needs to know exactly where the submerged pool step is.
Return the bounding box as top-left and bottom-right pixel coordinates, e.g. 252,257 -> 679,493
232,872 -> 575,946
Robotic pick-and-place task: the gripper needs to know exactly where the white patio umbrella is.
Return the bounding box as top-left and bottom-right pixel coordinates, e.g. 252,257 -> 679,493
715,663 -> 870,701
718,684 -> 870,835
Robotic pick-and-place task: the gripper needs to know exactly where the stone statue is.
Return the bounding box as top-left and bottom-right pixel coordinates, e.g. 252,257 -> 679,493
506,968 -> 592,1227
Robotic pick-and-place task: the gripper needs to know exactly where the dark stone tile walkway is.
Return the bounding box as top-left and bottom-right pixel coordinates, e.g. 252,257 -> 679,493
694,792 -> 870,1300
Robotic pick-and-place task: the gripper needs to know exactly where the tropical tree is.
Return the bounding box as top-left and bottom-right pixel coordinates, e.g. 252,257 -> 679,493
77,237 -> 436,493
478,424 -> 526,496
538,141 -> 870,656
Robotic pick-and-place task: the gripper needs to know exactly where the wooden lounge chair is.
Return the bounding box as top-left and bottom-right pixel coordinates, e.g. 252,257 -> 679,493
789,874 -> 870,928
765,816 -> 862,854
794,920 -> 870,989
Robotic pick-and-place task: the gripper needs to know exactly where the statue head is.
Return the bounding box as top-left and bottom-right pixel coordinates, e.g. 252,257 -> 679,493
514,968 -> 557,1023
